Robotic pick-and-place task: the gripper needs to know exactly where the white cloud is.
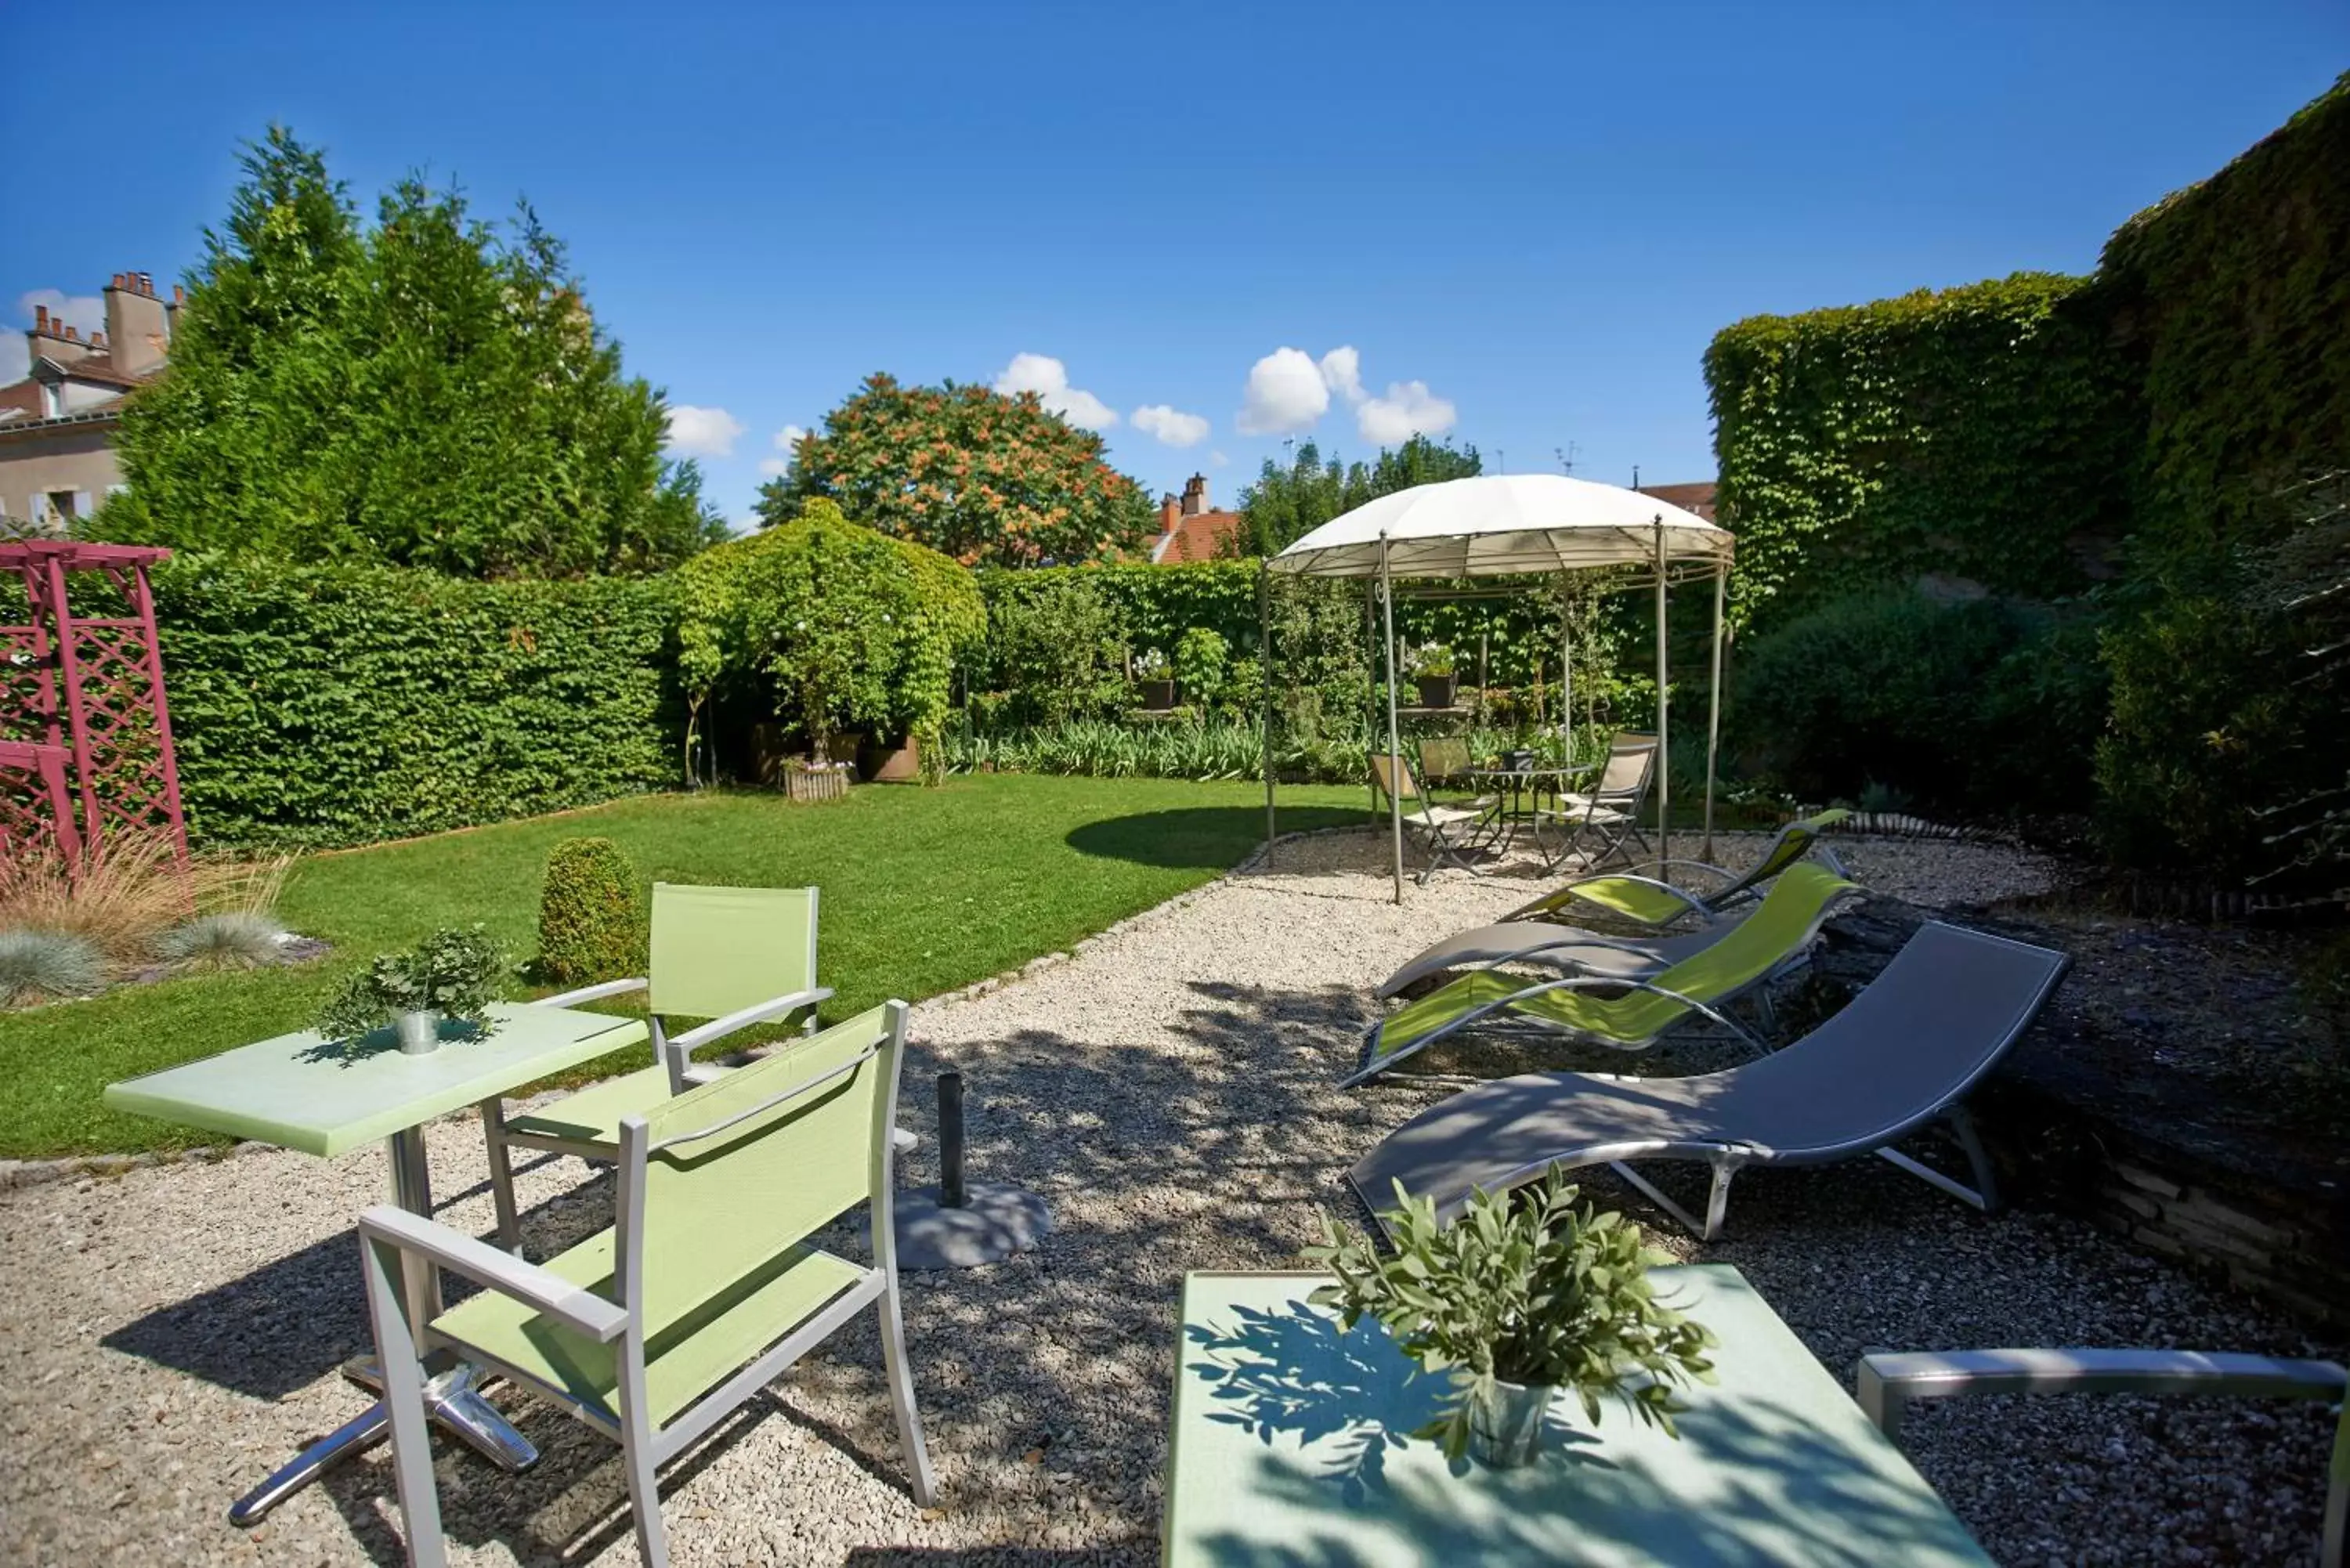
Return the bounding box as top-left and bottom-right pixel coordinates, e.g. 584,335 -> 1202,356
665,404 -> 744,457
1236,347 -> 1330,435
1356,379 -> 1458,444
1131,403 -> 1210,448
757,424 -> 808,477
4,289 -> 107,385
1318,345 -> 1365,405
992,352 -> 1117,430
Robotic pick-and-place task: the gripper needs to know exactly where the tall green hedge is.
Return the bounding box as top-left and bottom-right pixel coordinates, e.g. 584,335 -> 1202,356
2099,74 -> 2350,575
1705,273 -> 2138,630
151,557 -> 677,847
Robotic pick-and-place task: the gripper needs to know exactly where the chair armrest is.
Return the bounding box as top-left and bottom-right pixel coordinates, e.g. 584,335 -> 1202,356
534,977 -> 649,1010
1856,1348 -> 2348,1442
1511,873 -> 1714,925
357,1205 -> 629,1342
669,987 -> 834,1057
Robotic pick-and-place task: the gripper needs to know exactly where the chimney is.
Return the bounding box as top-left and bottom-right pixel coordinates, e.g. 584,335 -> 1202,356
173,284 -> 185,305
1180,474 -> 1208,516
106,271 -> 172,375
34,305 -> 49,333
1159,493 -> 1181,533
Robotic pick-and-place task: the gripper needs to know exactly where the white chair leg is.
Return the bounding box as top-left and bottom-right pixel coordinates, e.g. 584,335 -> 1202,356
878,1278 -> 938,1506
479,1098 -> 523,1254
361,1235 -> 448,1567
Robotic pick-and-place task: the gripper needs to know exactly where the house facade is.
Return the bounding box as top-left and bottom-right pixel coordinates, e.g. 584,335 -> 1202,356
0,272 -> 176,533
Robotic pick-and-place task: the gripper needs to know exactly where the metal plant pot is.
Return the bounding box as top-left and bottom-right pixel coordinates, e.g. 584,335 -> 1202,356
1415,674 -> 1458,710
1140,679 -> 1177,711
1466,1378 -> 1553,1469
394,1008 -> 443,1056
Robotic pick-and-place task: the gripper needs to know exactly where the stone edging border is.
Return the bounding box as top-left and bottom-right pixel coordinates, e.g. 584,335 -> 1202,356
0,826 -> 1362,1194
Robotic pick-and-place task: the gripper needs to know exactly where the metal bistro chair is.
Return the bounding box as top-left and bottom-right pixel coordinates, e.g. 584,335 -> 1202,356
484,883 -> 831,1253
360,1002 -> 938,1568
1536,732 -> 1657,872
1371,750 -> 1493,882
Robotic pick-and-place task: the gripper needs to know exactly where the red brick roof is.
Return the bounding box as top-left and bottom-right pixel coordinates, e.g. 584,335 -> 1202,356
1149,508 -> 1243,563
1635,481 -> 1719,522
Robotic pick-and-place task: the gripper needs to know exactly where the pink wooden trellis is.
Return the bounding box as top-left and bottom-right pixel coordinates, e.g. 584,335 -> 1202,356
1,540 -> 187,865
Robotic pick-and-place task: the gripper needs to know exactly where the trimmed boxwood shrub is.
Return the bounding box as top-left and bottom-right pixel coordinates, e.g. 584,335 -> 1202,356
1730,591 -> 2106,816
537,837 -> 643,985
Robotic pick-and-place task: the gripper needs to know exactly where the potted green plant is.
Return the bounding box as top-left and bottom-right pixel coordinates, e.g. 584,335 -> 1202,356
1408,643 -> 1459,710
1134,648 -> 1177,710
1304,1169 -> 1716,1468
316,926 -> 507,1054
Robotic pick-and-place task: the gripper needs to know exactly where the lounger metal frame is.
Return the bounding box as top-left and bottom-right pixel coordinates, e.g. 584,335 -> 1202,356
1350,922 -> 2068,1240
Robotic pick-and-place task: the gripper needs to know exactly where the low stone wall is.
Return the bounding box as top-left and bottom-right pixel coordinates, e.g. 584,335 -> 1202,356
1973,1076 -> 2349,1331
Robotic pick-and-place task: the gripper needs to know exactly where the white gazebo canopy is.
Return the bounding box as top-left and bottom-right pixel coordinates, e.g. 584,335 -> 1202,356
1268,473 -> 1731,581
1259,473 -> 1737,901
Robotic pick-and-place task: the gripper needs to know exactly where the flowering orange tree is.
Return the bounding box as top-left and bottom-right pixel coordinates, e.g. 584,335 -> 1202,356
756,374 -> 1158,568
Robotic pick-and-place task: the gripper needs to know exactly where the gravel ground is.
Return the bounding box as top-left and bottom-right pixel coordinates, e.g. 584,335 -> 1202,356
0,829 -> 2334,1566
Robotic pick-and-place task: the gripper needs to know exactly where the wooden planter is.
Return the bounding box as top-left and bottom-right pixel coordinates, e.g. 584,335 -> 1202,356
781,765 -> 851,803
859,736 -> 920,783
1139,678 -> 1177,710
1415,674 -> 1458,710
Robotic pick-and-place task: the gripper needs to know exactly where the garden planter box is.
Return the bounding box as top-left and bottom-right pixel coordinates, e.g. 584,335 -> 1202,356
859,737 -> 920,784
780,766 -> 851,803
1415,674 -> 1457,709
1139,679 -> 1177,711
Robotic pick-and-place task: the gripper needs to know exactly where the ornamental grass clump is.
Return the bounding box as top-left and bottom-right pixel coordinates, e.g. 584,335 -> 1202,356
0,929 -> 107,1006
154,911 -> 289,971
1305,1169 -> 1716,1463
536,837 -> 642,985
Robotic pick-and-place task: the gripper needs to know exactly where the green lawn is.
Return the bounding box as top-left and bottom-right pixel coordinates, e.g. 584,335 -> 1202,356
3,776 -> 1370,1159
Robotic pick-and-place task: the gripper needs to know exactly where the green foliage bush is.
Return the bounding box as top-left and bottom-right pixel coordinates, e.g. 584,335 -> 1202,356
1173,627 -> 1231,707
1705,273 -> 2136,631
537,837 -> 643,985
1730,592 -> 2106,815
150,555 -> 675,847
673,501 -> 986,761
983,571 -> 1128,724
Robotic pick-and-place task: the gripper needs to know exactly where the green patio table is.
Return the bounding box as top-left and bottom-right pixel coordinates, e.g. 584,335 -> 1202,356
102,1000 -> 649,1527
1163,1266 -> 1993,1567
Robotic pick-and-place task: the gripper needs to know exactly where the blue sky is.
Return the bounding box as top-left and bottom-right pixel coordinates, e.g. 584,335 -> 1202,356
4,2 -> 2343,527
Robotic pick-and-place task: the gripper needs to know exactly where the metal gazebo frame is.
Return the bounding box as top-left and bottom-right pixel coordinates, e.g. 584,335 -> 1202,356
1259,476 -> 1733,903
1,540 -> 188,865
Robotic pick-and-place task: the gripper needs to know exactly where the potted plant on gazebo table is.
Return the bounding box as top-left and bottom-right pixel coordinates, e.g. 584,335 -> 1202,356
1306,1168 -> 1716,1468
1409,643 -> 1458,710
316,926 -> 506,1054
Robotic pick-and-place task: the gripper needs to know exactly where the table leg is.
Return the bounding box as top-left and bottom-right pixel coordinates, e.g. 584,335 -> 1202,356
226,1129 -> 541,1526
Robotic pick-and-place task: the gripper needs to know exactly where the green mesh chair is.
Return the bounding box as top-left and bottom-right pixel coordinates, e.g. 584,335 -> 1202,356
484,883 -> 831,1252
1345,861 -> 1860,1086
1502,809 -> 1852,928
360,1003 -> 935,1568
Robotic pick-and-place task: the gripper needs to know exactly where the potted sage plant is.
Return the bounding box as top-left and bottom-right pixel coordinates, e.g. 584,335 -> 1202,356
1134,647 -> 1177,711
316,925 -> 507,1054
1305,1168 -> 1716,1467
1408,643 -> 1458,710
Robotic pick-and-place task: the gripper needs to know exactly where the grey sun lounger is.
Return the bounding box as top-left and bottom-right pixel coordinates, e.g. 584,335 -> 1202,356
1374,912 -> 1755,998
1349,921 -> 2068,1241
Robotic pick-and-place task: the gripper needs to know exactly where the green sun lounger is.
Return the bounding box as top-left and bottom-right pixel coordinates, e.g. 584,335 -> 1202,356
1346,860 -> 1860,1086
1501,809 -> 1851,928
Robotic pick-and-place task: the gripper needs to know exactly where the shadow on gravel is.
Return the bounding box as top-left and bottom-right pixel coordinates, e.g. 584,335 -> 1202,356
1064,806 -> 1369,870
